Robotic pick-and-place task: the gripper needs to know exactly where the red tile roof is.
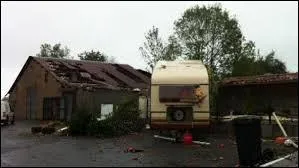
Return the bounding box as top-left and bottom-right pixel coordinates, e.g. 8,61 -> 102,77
220,73 -> 298,86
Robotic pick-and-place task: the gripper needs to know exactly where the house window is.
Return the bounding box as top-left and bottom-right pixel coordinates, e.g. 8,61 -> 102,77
98,104 -> 113,121
45,72 -> 48,83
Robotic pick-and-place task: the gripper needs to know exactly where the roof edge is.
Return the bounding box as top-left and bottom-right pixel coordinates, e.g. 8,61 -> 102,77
220,72 -> 298,87
7,56 -> 34,94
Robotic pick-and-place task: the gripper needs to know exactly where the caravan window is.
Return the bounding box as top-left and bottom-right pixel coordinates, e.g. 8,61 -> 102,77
159,85 -> 198,103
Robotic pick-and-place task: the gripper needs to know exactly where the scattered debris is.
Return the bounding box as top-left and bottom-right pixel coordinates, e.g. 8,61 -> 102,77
124,147 -> 144,153
273,112 -> 298,149
132,157 -> 138,160
260,152 -> 295,167
154,134 -> 211,146
57,126 -> 69,132
275,136 -> 287,145
56,126 -> 69,136
262,139 -> 274,142
192,141 -> 210,145
262,148 -> 275,162
219,144 -> 225,148
287,140 -> 298,149
284,139 -> 293,147
154,135 -> 176,142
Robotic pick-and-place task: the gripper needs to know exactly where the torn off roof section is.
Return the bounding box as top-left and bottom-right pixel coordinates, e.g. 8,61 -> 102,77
32,56 -> 151,90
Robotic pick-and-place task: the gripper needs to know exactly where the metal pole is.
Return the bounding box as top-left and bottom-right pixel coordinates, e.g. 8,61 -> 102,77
154,135 -> 176,142
272,112 -> 288,137
192,141 -> 210,145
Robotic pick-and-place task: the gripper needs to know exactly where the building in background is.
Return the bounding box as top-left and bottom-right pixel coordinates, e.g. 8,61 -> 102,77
217,73 -> 298,118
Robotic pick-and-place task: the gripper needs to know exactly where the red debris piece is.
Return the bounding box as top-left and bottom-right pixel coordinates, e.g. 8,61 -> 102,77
128,147 -> 136,153
219,144 -> 224,148
275,136 -> 287,144
132,157 -> 138,160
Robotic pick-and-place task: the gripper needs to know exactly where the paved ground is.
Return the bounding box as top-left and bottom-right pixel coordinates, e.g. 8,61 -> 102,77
1,121 -> 297,167
268,151 -> 298,167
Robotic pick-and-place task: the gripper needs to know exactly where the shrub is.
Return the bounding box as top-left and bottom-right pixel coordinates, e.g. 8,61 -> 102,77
107,98 -> 144,136
95,117 -> 116,137
69,97 -> 146,137
69,107 -> 92,136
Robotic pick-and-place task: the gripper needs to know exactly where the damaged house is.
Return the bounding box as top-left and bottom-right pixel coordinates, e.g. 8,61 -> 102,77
7,56 -> 151,121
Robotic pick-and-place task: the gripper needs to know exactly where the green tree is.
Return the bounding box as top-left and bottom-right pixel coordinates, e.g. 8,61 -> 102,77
173,4 -> 244,79
258,51 -> 287,74
231,50 -> 287,76
78,50 -> 108,62
230,41 -> 257,76
139,26 -> 182,72
36,43 -> 70,58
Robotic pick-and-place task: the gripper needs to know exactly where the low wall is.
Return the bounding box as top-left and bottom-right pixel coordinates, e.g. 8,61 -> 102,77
209,121 -> 298,138
262,123 -> 298,138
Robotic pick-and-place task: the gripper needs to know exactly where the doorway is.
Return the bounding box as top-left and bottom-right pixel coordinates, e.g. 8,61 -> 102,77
26,87 -> 37,119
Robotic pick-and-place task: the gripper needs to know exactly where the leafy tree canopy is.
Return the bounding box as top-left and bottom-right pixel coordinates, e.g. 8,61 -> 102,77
139,26 -> 182,72
36,43 -> 71,59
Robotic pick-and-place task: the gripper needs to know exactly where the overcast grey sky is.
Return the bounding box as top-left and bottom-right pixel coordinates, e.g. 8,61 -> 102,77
1,1 -> 298,98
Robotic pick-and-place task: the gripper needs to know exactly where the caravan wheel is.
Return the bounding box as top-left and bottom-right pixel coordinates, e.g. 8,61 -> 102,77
172,110 -> 185,121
